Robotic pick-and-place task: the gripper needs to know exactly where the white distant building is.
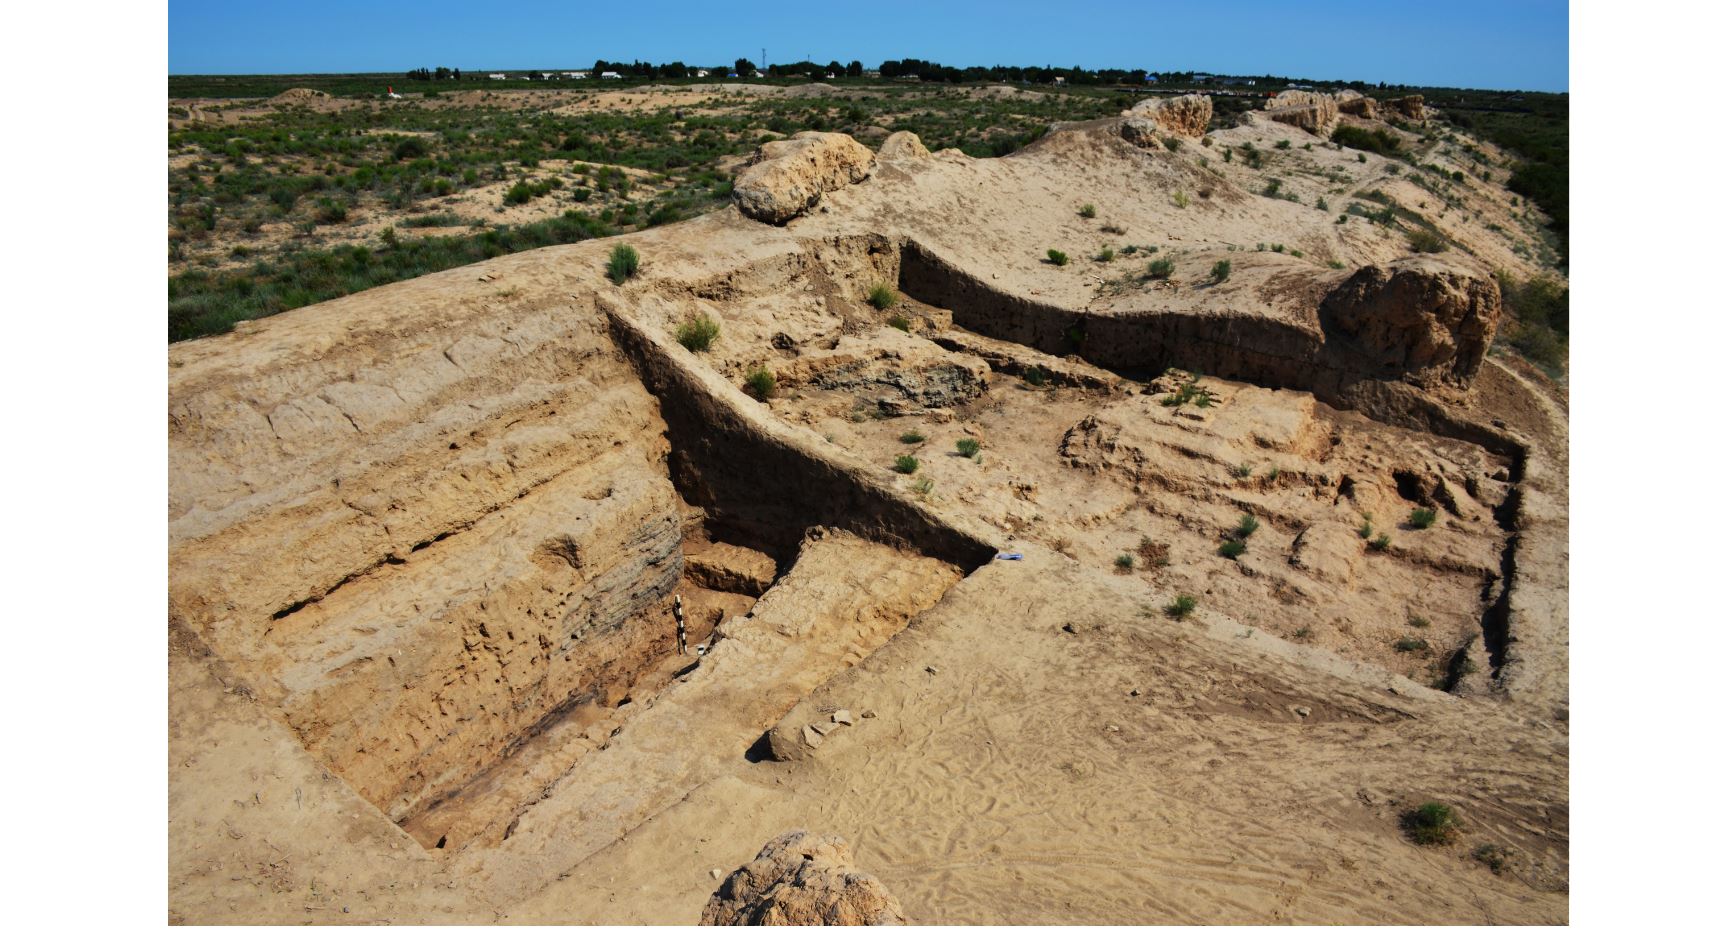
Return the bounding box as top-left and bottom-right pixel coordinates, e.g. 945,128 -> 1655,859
487,73 -> 507,80
564,71 -> 589,79
695,69 -> 710,78
600,71 -> 622,79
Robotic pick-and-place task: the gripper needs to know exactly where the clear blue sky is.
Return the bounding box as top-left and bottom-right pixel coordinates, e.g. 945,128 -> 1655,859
169,0 -> 1568,92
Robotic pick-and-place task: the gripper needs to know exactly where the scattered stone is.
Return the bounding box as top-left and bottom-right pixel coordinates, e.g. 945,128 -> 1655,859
702,830 -> 905,925
832,709 -> 854,726
801,724 -> 825,749
1293,706 -> 1312,718
860,710 -> 876,719
925,666 -> 939,675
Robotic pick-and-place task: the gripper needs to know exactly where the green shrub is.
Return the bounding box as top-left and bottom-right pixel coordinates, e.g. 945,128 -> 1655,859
1163,137 -> 1182,152
893,454 -> 920,474
1332,125 -> 1402,155
1165,595 -> 1197,619
1172,189 -> 1189,209
1115,553 -> 1136,571
1473,843 -> 1511,874
1146,258 -> 1175,279
1211,259 -> 1231,283
391,137 -> 429,161
675,312 -> 719,351
899,430 -> 926,444
315,199 -> 348,223
1407,228 -> 1448,253
955,438 -> 981,458
1063,321 -> 1086,351
1218,539 -> 1247,560
1409,615 -> 1431,629
1274,138 -> 1292,150
1231,464 -> 1252,478
1234,514 -> 1260,539
1077,203 -> 1097,218
607,243 -> 641,284
1047,249 -> 1069,266
1409,507 -> 1438,529
1022,366 -> 1047,387
1096,246 -> 1116,263
1395,637 -> 1429,653
910,476 -> 934,497
1368,533 -> 1392,552
1161,378 -> 1213,408
886,314 -> 911,332
1404,802 -> 1461,845
867,282 -> 898,310
745,366 -> 776,400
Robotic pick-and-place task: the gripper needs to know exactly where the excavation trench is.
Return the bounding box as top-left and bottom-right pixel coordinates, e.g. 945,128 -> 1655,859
193,230 -> 1530,862
888,237 -> 1531,689
242,293 -> 995,857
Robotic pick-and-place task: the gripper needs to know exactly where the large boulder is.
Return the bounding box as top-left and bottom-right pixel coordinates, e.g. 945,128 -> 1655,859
1264,90 -> 1340,137
1319,262 -> 1502,385
877,131 -> 930,162
733,132 -> 876,225
702,830 -> 906,926
1382,95 -> 1427,121
1121,94 -> 1212,147
1334,89 -> 1380,119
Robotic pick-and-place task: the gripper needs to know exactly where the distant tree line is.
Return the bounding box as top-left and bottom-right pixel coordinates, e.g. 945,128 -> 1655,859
763,59 -> 865,78
418,55 -> 1424,92
405,66 -> 462,81
590,60 -> 700,78
421,56 -> 1384,87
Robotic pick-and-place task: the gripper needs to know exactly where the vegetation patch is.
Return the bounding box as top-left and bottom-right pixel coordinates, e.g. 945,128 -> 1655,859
675,312 -> 720,352
607,243 -> 640,283
867,282 -> 898,310
1402,802 -> 1462,846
